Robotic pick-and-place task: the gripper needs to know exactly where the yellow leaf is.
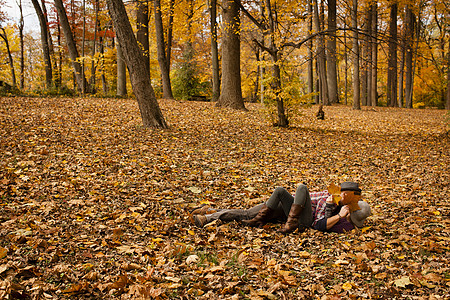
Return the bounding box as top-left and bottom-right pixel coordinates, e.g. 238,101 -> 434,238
188,230 -> 195,235
433,211 -> 440,216
327,183 -> 341,205
0,247 -> 7,259
361,226 -> 371,233
342,281 -> 353,290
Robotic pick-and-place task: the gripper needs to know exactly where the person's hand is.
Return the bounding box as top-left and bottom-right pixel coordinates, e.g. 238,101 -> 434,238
339,205 -> 350,218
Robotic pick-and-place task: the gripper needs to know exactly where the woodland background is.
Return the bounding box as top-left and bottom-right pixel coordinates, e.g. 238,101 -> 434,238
0,0 -> 449,118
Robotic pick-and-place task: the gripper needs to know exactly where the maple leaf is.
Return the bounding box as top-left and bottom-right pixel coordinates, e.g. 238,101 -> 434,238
327,183 -> 341,205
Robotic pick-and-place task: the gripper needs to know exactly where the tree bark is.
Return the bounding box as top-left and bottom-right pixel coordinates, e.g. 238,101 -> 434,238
398,24 -> 405,108
387,2 -> 398,107
54,0 -> 89,93
366,5 -> 372,106
18,0 -> 25,89
154,0 -> 173,99
105,0 -> 168,128
209,0 -> 220,101
0,28 -> 16,87
31,0 -> 52,88
136,0 -> 150,80
404,5 -> 414,108
351,0 -> 360,110
370,2 -> 378,107
327,0 -> 338,104
307,0 -> 314,103
116,40 -> 127,96
447,40 -> 450,110
41,0 -> 59,88
216,0 -> 245,110
344,27 -> 348,105
313,0 -> 329,105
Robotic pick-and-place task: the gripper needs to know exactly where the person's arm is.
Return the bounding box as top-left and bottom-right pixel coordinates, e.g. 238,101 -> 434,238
326,205 -> 350,230
325,195 -> 335,218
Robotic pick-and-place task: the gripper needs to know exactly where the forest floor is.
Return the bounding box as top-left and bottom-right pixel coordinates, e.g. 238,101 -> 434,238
0,97 -> 449,299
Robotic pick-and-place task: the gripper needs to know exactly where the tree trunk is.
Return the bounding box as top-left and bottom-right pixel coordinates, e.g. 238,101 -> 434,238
57,15 -> 62,88
54,0 -> 89,93
216,0 -> 245,110
18,0 -> 25,89
99,33 -> 108,94
31,0 -> 52,88
105,0 -> 168,128
0,28 -> 16,87
387,2 -> 398,107
209,0 -> 220,101
327,0 -> 338,104
41,0 -> 59,88
154,0 -> 173,99
404,5 -> 414,108
313,0 -> 329,105
89,0 -> 99,92
370,2 -> 378,107
136,0 -> 150,80
344,27 -> 348,105
81,0 -> 86,94
398,25 -> 405,108
166,0 -> 174,68
117,40 -> 127,96
447,40 -> 450,110
307,0 -> 314,103
366,5 -> 372,106
351,0 -> 360,110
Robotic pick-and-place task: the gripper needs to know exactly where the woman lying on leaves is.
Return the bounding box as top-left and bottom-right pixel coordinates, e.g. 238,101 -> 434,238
191,182 -> 371,234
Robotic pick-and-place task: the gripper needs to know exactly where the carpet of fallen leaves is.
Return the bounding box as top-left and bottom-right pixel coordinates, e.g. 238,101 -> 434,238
1,96 -> 449,300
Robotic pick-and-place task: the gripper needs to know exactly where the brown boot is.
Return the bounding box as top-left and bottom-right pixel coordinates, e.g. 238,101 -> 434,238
278,204 -> 304,234
242,204 -> 274,227
191,205 -> 216,215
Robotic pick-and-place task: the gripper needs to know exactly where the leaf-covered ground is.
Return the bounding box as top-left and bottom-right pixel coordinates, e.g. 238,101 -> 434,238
1,97 -> 449,299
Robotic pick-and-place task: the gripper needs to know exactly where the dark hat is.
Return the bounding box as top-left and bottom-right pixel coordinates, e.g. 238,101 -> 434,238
340,182 -> 361,193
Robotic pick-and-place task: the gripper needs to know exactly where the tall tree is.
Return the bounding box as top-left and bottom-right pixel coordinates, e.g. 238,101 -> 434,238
54,0 -> 90,93
154,0 -> 174,99
0,27 -> 16,87
351,0 -> 360,110
307,0 -> 314,103
370,1 -> 378,107
41,0 -> 59,87
31,0 -> 53,88
447,40 -> 450,110
136,0 -> 150,79
209,0 -> 220,101
398,21 -> 405,108
216,0 -> 245,110
387,1 -> 398,107
327,0 -> 338,104
116,40 -> 127,96
313,0 -> 329,105
105,0 -> 168,128
404,5 -> 415,108
18,0 -> 25,89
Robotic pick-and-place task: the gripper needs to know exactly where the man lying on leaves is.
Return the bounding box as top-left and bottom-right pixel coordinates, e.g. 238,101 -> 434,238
191,182 -> 371,234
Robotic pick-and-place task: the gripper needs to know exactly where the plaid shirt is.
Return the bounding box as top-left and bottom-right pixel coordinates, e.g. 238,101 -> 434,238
310,190 -> 333,227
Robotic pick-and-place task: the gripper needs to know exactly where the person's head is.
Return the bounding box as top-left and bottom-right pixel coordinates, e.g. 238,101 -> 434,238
350,201 -> 372,227
340,181 -> 362,205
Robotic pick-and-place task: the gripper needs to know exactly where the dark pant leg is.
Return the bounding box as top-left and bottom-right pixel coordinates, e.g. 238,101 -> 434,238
293,184 -> 313,228
206,203 -> 286,223
266,185 -> 313,228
